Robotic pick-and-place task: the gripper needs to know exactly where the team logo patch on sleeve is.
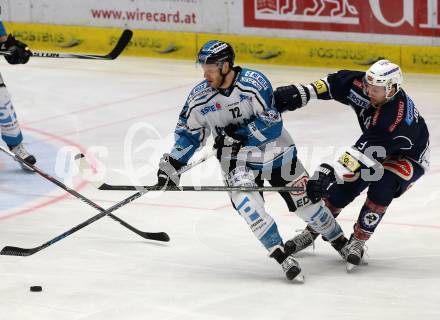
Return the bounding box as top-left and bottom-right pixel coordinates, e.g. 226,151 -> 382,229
353,79 -> 363,89
260,110 -> 281,125
338,152 -> 361,172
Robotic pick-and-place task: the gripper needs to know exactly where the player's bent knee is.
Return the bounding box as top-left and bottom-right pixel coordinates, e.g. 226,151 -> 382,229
226,166 -> 282,250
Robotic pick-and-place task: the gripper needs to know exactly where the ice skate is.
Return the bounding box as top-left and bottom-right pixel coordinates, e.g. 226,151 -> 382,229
9,143 -> 36,171
270,246 -> 305,283
345,235 -> 366,272
284,228 -> 317,255
330,235 -> 349,260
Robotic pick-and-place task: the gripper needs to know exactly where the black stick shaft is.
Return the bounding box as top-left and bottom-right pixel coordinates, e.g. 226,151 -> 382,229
0,145 -> 168,243
0,146 -> 213,256
98,184 -> 305,192
1,190 -> 147,256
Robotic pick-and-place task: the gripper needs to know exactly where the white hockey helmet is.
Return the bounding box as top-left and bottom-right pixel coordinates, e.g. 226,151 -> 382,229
364,59 -> 403,99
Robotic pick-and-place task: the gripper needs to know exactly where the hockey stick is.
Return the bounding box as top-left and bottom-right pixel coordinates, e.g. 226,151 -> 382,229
0,29 -> 132,60
0,147 -> 214,256
87,184 -> 304,193
0,144 -> 168,246
77,153 -> 304,192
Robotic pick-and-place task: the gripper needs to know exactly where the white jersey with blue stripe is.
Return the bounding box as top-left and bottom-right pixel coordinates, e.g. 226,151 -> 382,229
170,66 -> 296,171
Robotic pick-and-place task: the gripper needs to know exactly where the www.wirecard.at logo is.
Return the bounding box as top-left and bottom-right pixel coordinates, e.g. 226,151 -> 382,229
90,9 -> 196,24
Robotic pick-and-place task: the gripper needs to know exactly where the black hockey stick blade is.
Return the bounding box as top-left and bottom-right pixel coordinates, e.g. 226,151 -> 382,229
0,194 -> 169,257
101,29 -> 133,60
0,246 -> 38,257
141,232 -> 170,242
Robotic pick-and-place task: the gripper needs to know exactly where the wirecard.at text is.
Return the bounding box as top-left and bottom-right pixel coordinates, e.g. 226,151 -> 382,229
90,9 -> 196,24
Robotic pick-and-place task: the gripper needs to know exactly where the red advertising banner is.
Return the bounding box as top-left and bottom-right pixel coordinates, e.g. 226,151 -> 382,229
244,0 -> 440,37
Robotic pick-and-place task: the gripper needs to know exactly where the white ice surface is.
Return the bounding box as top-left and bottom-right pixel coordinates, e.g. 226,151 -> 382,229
0,57 -> 439,320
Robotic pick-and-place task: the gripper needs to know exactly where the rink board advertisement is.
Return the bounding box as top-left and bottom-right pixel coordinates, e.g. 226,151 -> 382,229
0,0 -> 226,34
1,0 -> 440,45
5,21 -> 440,73
244,0 -> 440,38
4,22 -> 196,60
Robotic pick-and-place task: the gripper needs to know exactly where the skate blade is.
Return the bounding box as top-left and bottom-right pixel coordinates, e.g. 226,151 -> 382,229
20,163 -> 35,172
291,272 -> 305,284
346,257 -> 368,272
346,260 -> 368,272
346,262 -> 357,273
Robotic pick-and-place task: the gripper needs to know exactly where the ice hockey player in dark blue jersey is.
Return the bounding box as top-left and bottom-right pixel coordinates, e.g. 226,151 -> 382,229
0,20 -> 36,170
274,60 -> 430,271
156,40 -> 346,282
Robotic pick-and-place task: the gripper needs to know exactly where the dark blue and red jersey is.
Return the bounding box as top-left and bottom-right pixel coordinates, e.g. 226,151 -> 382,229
307,70 -> 430,173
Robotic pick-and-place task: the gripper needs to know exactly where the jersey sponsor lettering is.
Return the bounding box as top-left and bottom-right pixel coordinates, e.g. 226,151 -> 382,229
388,101 -> 405,132
405,96 -> 415,125
200,102 -> 222,115
295,195 -> 310,208
239,94 -> 252,103
188,82 -> 211,102
241,76 -> 263,91
353,79 -> 363,89
244,71 -> 269,90
371,107 -> 381,126
347,90 -> 370,109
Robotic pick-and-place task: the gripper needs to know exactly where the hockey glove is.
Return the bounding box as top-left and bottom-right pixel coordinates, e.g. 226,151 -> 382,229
214,124 -> 247,160
274,84 -> 310,113
157,153 -> 185,187
306,163 -> 336,203
0,34 -> 32,65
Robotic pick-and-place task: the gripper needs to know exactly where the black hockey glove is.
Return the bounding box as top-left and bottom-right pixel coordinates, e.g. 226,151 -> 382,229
306,163 -> 336,203
274,84 -> 310,113
214,124 -> 247,160
156,153 -> 185,187
0,34 -> 32,64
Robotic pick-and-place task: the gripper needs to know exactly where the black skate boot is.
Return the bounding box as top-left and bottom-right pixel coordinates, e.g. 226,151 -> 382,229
330,235 -> 349,260
285,227 -> 318,255
269,245 -> 304,283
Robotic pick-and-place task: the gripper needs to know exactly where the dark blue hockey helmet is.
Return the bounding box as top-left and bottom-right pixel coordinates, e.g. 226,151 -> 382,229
197,40 -> 235,67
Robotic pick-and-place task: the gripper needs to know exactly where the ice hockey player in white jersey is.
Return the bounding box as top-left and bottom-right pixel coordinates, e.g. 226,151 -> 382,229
0,21 -> 36,169
156,40 -> 346,282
